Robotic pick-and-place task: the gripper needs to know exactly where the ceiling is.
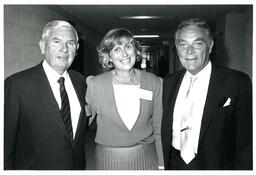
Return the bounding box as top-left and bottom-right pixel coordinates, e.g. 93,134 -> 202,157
58,5 -> 248,47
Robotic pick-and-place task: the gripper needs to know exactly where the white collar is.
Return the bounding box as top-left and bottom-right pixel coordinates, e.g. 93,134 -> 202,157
185,61 -> 212,80
42,60 -> 68,84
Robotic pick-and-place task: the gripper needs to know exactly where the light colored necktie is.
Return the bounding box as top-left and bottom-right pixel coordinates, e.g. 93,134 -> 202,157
180,76 -> 197,164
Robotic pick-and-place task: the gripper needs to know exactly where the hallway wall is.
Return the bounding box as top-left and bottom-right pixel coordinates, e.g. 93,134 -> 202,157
4,5 -> 103,79
4,5 -> 252,80
214,7 -> 252,79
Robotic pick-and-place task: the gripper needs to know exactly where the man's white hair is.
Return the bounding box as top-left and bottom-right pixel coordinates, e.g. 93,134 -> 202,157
41,20 -> 79,42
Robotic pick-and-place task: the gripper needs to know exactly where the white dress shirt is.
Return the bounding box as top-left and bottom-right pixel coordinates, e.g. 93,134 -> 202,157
42,60 -> 81,138
172,61 -> 212,153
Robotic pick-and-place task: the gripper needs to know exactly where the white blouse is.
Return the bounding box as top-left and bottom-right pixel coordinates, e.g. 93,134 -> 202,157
113,84 -> 140,131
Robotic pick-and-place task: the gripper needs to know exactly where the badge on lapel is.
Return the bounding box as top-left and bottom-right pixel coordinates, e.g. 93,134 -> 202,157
85,104 -> 92,116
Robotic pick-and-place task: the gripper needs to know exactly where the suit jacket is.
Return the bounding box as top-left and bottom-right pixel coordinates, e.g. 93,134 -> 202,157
161,63 -> 252,170
4,62 -> 87,170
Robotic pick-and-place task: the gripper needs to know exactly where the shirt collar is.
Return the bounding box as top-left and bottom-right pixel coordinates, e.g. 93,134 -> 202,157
42,60 -> 68,84
185,61 -> 212,80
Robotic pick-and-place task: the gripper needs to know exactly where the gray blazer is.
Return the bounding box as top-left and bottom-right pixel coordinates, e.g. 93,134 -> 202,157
86,69 -> 164,166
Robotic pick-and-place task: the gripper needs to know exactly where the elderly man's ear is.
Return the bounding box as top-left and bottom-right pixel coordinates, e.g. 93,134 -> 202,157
209,40 -> 214,54
39,40 -> 46,55
76,43 -> 79,50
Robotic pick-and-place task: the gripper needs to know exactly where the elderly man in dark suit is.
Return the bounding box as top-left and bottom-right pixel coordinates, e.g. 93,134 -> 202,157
161,18 -> 252,170
4,20 -> 87,170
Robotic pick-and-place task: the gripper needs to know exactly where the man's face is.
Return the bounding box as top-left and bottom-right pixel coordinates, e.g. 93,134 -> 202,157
39,27 -> 79,74
175,25 -> 213,75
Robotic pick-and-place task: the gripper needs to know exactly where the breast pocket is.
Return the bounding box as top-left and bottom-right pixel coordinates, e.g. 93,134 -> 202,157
212,105 -> 233,123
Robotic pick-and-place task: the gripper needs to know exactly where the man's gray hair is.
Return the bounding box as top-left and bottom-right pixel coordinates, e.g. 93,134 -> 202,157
174,18 -> 213,44
41,20 -> 79,42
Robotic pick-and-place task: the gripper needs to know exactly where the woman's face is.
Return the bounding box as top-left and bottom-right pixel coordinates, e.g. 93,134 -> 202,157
109,37 -> 136,72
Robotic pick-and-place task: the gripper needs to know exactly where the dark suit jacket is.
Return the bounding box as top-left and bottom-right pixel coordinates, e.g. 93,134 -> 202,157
161,64 -> 252,170
4,62 -> 87,170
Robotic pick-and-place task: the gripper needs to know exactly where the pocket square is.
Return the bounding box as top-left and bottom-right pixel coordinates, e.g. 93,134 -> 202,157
223,97 -> 231,107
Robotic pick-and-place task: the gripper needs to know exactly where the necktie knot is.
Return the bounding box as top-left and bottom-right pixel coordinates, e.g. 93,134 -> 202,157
58,77 -> 65,86
185,76 -> 197,98
189,76 -> 197,87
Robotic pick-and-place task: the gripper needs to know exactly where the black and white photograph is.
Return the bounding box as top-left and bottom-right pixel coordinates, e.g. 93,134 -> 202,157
1,1 -> 254,174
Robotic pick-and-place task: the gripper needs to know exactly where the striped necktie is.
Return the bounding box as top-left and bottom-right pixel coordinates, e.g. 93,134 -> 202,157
58,77 -> 73,140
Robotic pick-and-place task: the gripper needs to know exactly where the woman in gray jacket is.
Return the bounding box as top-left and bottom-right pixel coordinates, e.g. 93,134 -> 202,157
86,28 -> 164,170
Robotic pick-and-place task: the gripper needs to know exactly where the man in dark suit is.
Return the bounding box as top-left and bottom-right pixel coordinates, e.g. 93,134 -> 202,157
161,18 -> 252,170
4,20 -> 87,170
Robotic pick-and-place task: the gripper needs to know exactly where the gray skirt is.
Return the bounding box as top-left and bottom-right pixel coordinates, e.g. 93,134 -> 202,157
94,142 -> 158,170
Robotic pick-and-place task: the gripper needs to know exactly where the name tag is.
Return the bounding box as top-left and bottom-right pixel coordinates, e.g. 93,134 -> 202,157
138,88 -> 153,101
85,104 -> 91,116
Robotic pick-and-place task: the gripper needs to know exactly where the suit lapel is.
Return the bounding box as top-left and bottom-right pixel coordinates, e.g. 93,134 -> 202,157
69,71 -> 86,147
37,64 -> 73,145
199,65 -> 224,143
69,71 -> 84,108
